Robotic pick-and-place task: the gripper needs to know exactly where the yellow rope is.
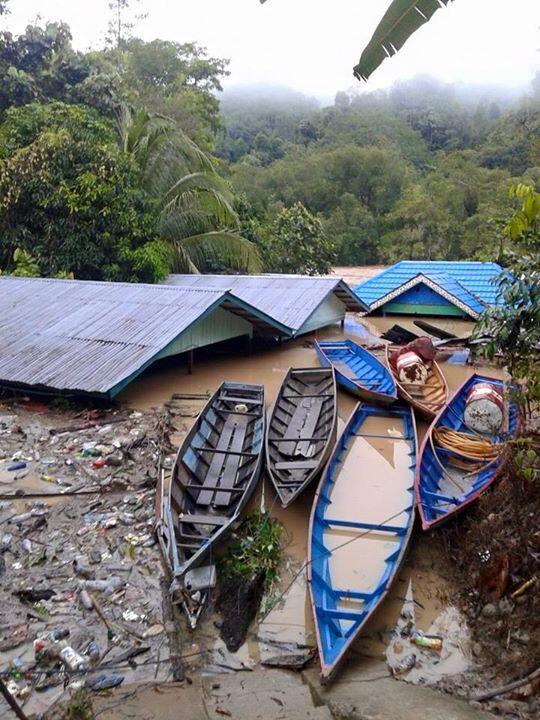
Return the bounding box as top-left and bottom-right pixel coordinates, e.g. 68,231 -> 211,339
434,426 -> 500,469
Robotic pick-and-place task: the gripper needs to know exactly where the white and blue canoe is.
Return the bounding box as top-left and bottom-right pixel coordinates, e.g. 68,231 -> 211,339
315,339 -> 397,404
308,403 -> 417,683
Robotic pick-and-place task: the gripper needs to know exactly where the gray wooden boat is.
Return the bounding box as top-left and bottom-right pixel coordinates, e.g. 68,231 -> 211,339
157,381 -> 265,616
266,368 -> 337,508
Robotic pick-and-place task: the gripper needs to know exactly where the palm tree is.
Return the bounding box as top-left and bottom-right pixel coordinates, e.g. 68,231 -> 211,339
117,104 -> 262,273
259,0 -> 454,82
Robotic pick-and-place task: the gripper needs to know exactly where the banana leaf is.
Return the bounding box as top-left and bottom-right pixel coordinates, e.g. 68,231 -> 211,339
354,0 -> 454,81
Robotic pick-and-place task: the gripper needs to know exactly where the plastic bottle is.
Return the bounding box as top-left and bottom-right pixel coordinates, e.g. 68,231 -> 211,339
85,641 -> 100,664
59,646 -> 89,672
392,653 -> 416,675
410,631 -> 443,651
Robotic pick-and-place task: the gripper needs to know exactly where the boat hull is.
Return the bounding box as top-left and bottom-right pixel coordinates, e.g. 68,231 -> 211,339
385,344 -> 448,420
416,373 -> 518,530
308,403 -> 417,683
266,367 -> 337,508
157,381 -> 265,582
315,339 -> 397,405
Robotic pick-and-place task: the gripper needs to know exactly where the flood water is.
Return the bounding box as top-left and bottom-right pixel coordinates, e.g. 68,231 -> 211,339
119,314 -> 504,682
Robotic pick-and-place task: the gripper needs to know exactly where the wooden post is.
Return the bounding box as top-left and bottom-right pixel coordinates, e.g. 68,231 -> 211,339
340,317 -> 345,330
246,333 -> 253,355
0,679 -> 30,720
187,349 -> 194,375
278,335 -> 283,347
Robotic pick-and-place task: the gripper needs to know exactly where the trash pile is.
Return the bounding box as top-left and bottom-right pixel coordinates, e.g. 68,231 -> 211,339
0,399 -> 174,717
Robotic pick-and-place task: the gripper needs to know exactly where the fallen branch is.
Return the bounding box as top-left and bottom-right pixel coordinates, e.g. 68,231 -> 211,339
470,666 -> 540,702
510,576 -> 537,598
0,678 -> 30,720
50,416 -> 126,435
0,487 -> 100,501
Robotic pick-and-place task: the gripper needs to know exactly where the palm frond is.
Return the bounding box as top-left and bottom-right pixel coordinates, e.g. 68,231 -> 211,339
170,231 -> 262,273
162,173 -> 239,228
354,0 -> 454,81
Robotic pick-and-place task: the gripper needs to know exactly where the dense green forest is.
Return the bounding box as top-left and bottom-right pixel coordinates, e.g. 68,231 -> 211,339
219,79 -> 539,268
0,5 -> 538,280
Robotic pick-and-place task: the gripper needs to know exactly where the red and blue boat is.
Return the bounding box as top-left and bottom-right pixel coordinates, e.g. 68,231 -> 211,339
416,373 -> 518,530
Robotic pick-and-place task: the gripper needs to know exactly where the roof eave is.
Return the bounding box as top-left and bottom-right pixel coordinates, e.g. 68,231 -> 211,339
366,274 -> 482,320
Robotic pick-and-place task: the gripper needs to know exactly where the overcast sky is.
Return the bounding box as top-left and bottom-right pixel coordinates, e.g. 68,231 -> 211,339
3,1 -> 539,98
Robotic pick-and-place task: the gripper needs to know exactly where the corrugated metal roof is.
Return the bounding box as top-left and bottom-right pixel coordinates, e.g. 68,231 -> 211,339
424,273 -> 486,316
355,261 -> 503,314
165,274 -> 366,332
0,277 -> 282,396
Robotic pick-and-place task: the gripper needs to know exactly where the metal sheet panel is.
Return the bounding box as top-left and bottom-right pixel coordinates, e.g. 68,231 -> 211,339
165,274 -> 365,332
0,277 -> 229,395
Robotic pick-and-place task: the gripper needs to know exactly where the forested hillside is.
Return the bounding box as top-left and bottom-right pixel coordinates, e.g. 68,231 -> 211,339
219,77 -> 539,268
0,5 -> 538,279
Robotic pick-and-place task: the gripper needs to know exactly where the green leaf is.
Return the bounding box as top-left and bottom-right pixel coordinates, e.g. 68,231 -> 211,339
354,0 -> 454,81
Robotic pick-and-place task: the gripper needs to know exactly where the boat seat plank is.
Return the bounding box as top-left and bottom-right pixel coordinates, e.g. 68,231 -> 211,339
215,409 -> 260,417
217,395 -> 262,405
269,436 -> 326,443
212,415 -> 250,507
193,445 -> 256,458
275,459 -> 320,470
196,414 -> 237,506
324,517 -> 406,534
353,434 -> 407,440
179,513 -> 229,526
282,394 -> 334,399
281,397 -> 324,458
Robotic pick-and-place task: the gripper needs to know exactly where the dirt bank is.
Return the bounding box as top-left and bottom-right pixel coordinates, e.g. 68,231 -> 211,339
439,431 -> 540,719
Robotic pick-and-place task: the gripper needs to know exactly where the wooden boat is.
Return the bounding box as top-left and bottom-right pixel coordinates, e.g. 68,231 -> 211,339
315,339 -> 397,404
308,403 -> 417,683
157,382 -> 265,605
266,367 -> 337,508
385,344 -> 448,420
416,373 -> 518,531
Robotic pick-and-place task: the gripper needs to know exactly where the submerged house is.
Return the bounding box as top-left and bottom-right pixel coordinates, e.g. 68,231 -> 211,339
164,274 -> 365,336
354,261 -> 503,320
0,274 -> 363,398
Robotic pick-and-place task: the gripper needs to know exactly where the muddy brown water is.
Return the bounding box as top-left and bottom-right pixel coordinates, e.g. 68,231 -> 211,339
119,315 -> 505,682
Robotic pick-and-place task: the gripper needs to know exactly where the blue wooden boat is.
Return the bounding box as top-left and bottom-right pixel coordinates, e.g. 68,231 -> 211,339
416,373 -> 518,531
315,339 -> 397,404
308,403 -> 417,682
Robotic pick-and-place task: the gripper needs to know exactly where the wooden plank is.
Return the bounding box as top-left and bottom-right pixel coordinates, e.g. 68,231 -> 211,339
214,415 -> 250,507
275,459 -> 320,470
413,318 -> 456,340
282,394 -> 334,399
196,414 -> 237,506
269,436 -> 326,443
217,395 -> 262,405
179,513 -> 229,526
294,398 -> 323,457
193,446 -> 257,458
215,409 -> 260,417
184,483 -> 244,493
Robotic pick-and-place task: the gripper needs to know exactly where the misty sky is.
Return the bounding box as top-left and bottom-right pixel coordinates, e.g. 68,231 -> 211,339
3,1 -> 539,98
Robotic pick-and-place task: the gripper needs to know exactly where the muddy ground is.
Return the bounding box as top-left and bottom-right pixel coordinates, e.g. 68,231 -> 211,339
0,315 -> 537,720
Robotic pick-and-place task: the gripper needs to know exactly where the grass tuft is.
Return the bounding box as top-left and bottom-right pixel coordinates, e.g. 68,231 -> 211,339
219,511 -> 281,590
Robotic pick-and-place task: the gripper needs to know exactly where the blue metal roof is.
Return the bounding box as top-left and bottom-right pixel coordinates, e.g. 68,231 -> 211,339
355,261 -> 503,316
423,273 -> 486,316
